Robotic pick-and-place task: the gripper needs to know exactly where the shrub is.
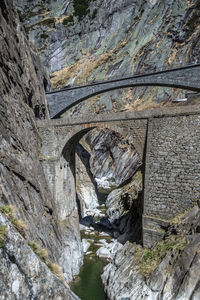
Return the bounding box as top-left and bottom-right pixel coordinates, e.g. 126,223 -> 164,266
40,33 -> 48,39
143,250 -> 153,261
0,205 -> 14,217
28,241 -> 64,281
73,0 -> 90,20
0,225 -> 8,248
62,15 -> 74,26
28,241 -> 48,262
0,205 -> 27,236
11,219 -> 27,237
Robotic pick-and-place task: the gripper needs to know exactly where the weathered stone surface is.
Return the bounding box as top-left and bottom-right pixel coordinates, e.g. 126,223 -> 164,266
75,143 -> 99,217
144,115 -> 200,247
0,0 -> 82,293
106,170 -> 142,222
105,170 -> 143,243
102,206 -> 200,300
85,128 -> 142,193
0,212 -> 79,300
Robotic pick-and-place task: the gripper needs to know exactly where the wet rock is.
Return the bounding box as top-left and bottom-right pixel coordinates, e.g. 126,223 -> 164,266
98,218 -> 113,230
82,239 -> 91,253
106,170 -> 143,243
106,170 -> 142,222
80,216 -> 94,226
96,247 -> 110,258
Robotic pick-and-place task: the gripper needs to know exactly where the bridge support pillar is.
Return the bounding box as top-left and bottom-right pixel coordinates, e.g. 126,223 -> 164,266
143,115 -> 200,248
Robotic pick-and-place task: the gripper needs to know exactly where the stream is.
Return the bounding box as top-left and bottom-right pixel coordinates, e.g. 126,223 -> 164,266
70,204 -> 115,300
70,254 -> 107,300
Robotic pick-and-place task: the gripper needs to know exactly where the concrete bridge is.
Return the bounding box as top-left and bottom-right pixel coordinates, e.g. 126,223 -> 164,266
46,64 -> 200,118
38,105 -> 200,247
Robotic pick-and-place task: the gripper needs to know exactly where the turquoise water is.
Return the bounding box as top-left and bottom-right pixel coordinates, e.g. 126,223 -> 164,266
71,256 -> 107,300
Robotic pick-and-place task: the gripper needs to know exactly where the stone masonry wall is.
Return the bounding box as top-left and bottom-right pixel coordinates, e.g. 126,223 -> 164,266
143,114 -> 200,247
38,108 -> 200,248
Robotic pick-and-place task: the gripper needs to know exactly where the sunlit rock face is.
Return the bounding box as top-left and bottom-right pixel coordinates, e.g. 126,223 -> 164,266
102,206 -> 200,300
85,129 -> 141,194
75,143 -> 99,217
0,0 -> 82,296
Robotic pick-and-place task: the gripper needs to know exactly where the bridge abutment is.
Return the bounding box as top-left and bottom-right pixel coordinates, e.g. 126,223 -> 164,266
143,114 -> 200,247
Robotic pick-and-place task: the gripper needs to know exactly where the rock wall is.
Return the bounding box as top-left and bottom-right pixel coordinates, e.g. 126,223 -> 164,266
0,0 -> 82,297
85,128 -> 142,193
75,143 -> 99,217
143,114 -> 200,247
102,205 -> 200,300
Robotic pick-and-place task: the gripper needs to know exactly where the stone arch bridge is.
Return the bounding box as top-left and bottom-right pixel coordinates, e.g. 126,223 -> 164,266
38,105 -> 200,248
46,64 -> 200,118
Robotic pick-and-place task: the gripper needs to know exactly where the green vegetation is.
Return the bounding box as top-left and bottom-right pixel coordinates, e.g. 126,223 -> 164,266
0,205 -> 27,237
40,33 -> 49,39
28,241 -> 48,261
91,8 -> 97,20
134,234 -> 188,277
0,205 -> 13,217
187,0 -> 200,35
73,0 -> 91,20
11,219 -> 27,236
41,18 -> 56,26
28,241 -> 64,281
0,225 -> 8,248
62,15 -> 74,26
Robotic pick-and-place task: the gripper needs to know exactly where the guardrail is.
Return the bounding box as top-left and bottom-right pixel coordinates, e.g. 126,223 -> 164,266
46,62 -> 200,95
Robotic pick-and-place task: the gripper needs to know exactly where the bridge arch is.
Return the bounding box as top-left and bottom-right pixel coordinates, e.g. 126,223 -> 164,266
46,64 -> 200,118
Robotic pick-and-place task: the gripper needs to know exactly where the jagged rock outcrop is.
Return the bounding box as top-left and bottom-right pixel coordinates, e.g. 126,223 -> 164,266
75,143 -> 99,217
106,170 -> 143,243
85,128 -> 141,193
0,0 -> 82,297
102,206 -> 200,299
0,212 -> 79,300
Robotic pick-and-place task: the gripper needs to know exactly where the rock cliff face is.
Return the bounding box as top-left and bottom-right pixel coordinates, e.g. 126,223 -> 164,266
102,206 -> 200,299
85,128 -> 141,193
0,0 -> 82,297
16,0 -> 200,115
4,0 -> 200,299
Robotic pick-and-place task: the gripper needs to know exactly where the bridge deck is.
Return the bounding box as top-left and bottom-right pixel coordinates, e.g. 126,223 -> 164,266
46,64 -> 200,118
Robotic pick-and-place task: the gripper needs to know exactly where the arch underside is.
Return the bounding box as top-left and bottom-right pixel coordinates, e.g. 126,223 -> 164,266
48,81 -> 200,118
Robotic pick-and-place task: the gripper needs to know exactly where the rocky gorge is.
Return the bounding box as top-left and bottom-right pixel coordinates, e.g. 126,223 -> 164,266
1,0 -> 200,299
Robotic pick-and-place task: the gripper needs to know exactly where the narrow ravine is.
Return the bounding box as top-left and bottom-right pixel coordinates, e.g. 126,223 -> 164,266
70,203 -> 120,300
70,239 -> 107,300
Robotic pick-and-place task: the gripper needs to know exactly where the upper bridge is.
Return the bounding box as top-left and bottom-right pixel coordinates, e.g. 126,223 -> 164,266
46,64 -> 200,118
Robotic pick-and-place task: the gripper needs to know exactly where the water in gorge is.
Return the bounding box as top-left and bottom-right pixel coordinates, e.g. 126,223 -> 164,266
70,203 -> 114,300
71,255 -> 107,300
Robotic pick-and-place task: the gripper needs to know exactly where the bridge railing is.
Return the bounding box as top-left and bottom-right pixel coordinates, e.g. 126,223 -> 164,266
47,61 -> 200,93
80,61 -> 199,85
